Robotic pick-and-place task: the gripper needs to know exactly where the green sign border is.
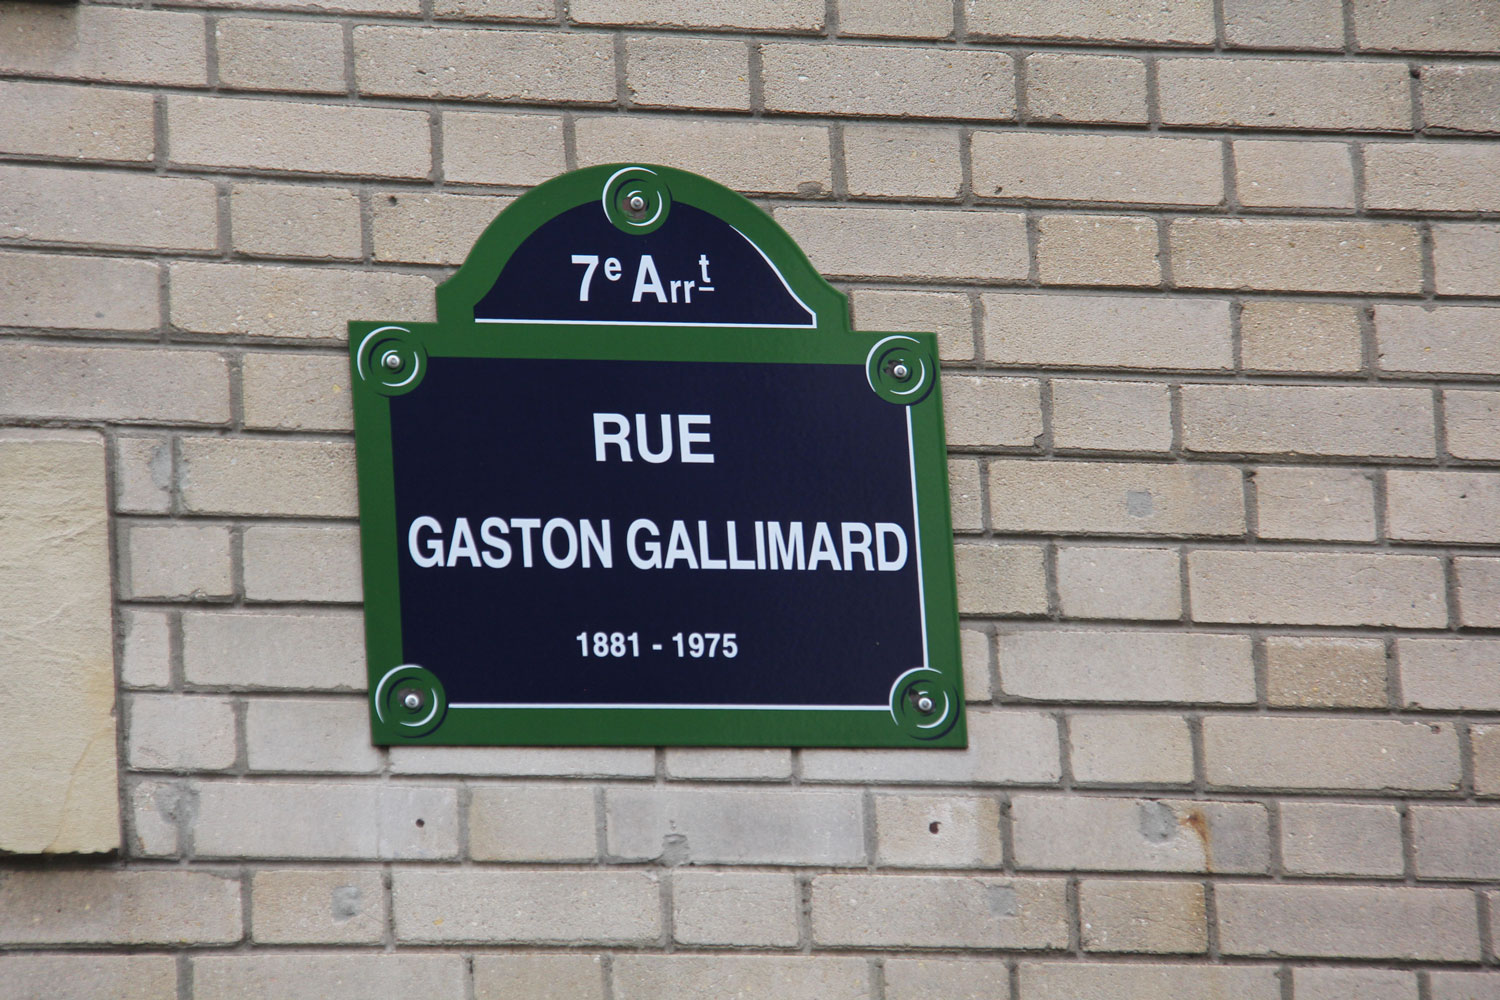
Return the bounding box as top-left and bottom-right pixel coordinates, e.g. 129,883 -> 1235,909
349,164 -> 965,748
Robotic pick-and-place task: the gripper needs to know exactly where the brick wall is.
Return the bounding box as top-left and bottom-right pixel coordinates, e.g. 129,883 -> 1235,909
1,0 -> 1498,996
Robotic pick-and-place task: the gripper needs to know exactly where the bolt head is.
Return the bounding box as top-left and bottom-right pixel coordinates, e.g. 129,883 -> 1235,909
891,362 -> 911,380
915,694 -> 935,714
401,690 -> 422,710
382,351 -> 403,371
627,193 -> 647,212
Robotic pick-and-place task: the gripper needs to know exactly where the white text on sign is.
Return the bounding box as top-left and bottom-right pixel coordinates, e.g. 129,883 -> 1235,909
571,254 -> 715,304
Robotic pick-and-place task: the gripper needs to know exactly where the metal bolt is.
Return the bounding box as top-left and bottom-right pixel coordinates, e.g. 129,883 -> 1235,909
627,193 -> 647,213
891,362 -> 911,380
915,694 -> 936,714
401,690 -> 423,711
382,351 -> 402,371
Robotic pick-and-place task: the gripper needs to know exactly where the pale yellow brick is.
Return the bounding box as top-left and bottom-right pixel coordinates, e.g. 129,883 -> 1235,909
874,793 -> 1004,868
570,0 -> 823,30
1253,466 -> 1377,541
171,262 -> 435,340
1365,142 -> 1500,212
194,955 -> 464,1000
1050,379 -> 1173,452
884,959 -> 1010,1000
967,1 -> 1215,43
251,869 -> 384,944
1234,140 -> 1355,209
169,95 -> 430,178
167,0 -> 419,13
1080,879 -> 1206,953
1188,550 -> 1446,627
949,459 -> 982,532
0,4 -> 206,86
0,250 -> 158,331
114,435 -> 173,515
0,344 -> 229,424
0,871 -> 241,944
0,80 -> 154,161
961,628 -> 992,701
1036,214 -> 1160,287
1070,713 -> 1194,784
1264,636 -> 1388,708
1293,968 -> 1418,1000
983,293 -> 1232,370
999,630 -> 1254,704
663,748 -> 793,780
1203,716 -> 1460,791
128,779 -> 184,858
1021,963 -> 1278,1000
1223,0 -> 1343,49
1056,545 -> 1181,621
577,118 -> 832,195
988,460 -> 1246,536
954,542 -> 1048,615
474,955 -> 605,1000
839,0 -> 950,38
844,124 -> 962,200
1431,972 -> 1500,1000
1387,470 -> 1500,543
1218,884 -> 1478,960
127,693 -> 236,772
120,608 -> 172,689
851,289 -> 973,361
242,353 -> 353,433
245,697 -> 381,772
372,191 -> 511,265
0,955 -> 178,1000
762,43 -> 1015,119
1434,224 -> 1500,295
973,131 -> 1221,206
1282,801 -> 1405,876
180,438 -> 355,517
1025,53 -> 1148,124
1160,58 -> 1411,130
606,787 -> 864,865
433,0 -> 552,18
812,875 -> 1068,949
1456,557 -> 1500,628
231,184 -> 361,260
1474,726 -> 1500,796
243,524 -> 362,603
183,610 -> 366,690
1240,301 -> 1363,373
941,375 -> 1042,447
780,206 -> 1027,280
1353,0 -> 1500,53
1170,218 -> 1422,293
1012,795 -> 1269,873
193,782 -> 458,859
355,26 -> 614,103
1376,304 -> 1500,375
1399,638 -> 1500,711
624,36 -> 749,111
393,869 -> 660,942
1422,65 -> 1500,133
0,163 -> 216,252
216,17 -> 345,94
671,872 -> 799,946
616,957 -> 864,1000
125,524 -> 233,601
470,784 -> 597,861
442,111 -> 566,187
389,744 -> 654,777
801,709 -> 1060,784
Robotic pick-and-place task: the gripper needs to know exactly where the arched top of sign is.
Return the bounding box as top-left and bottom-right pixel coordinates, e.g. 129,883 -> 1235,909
436,164 -> 850,332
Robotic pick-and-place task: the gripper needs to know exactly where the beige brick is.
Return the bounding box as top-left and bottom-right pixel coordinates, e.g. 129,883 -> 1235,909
1014,795 -> 1269,873
1021,963 -> 1277,1000
231,184 -> 361,260
569,0 -> 822,30
371,191 -> 510,266
973,132 -> 1221,206
1456,557 -> 1500,627
194,955 -> 464,1000
442,111 -> 566,186
1036,215 -> 1160,287
433,0 -> 552,18
216,17 -> 345,94
169,96 -> 429,178
1434,224 -> 1500,296
663,748 -> 794,780
1364,142 -> 1500,212
780,206 -> 1027,280
1292,968 -> 1418,1000
1171,218 -> 1422,293
355,26 -> 613,103
874,793 -> 1004,868
183,609 -> 365,690
1161,58 -> 1411,130
1239,301 -> 1363,373
124,524 -> 232,601
1399,639 -> 1500,710
0,250 -> 158,331
1265,636 -> 1388,708
0,871 -> 240,944
243,525 -> 361,603
884,959 -> 1009,1000
1203,716 -> 1460,790
950,460 -> 982,532
967,1 -> 1215,43
1388,470 -> 1500,543
180,438 -> 355,517
802,709 -> 1060,784
1254,466 -> 1377,540
1056,546 -> 1181,621
1430,972 -> 1500,1000
1025,52 -> 1148,124
394,869 -> 660,943
1070,713 -> 1194,784
1223,0 -> 1343,48
844,124 -> 962,200
812,874 -> 1067,948
616,956 -> 864,1000
1,164 -> 213,251
120,608 -> 172,689
1234,140 -> 1355,209
763,43 -> 1013,119
839,0 -> 950,38
1000,630 -> 1253,704
961,628 -> 993,701
606,787 -> 864,865
1422,65 -> 1500,133
1377,304 -> 1500,375
625,35 -> 749,111
942,375 -> 1042,448
0,344 -> 229,426
0,955 -> 178,1000
1050,380 -> 1172,453
1218,884 -> 1478,960
0,4 -> 205,85
1190,550 -> 1446,627
1281,801 -> 1405,876
982,294 -> 1232,370
988,460 -> 1246,536
577,118 -> 832,196
173,262 -> 434,340
1481,727 -> 1500,796
251,869 -> 385,944
850,289 -> 973,361
1185,385 -> 1433,458
242,353 -> 354,433
193,782 -> 457,859
114,436 -> 173,516
1352,0 -> 1500,53
127,693 -> 236,771
178,0 -> 420,11
671,872 -> 800,946
0,80 -> 154,161
473,955 -> 605,1000
128,779 -> 186,858
1079,879 -> 1205,953
245,697 -> 382,773
389,744 -> 655,777
470,783 -> 597,861
954,542 -> 1048,616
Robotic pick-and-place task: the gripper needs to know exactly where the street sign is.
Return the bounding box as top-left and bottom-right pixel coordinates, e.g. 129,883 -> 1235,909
350,165 -> 964,747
